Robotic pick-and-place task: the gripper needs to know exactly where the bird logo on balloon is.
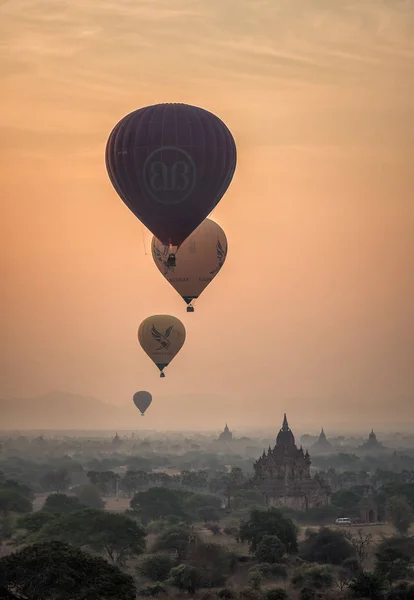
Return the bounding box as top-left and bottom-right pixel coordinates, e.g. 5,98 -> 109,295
153,245 -> 176,276
210,239 -> 227,276
151,325 -> 173,351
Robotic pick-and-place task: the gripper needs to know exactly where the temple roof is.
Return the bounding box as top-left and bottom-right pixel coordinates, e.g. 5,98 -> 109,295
276,413 -> 295,449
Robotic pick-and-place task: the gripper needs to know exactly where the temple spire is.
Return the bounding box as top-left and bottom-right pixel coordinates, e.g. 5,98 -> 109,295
282,413 -> 289,430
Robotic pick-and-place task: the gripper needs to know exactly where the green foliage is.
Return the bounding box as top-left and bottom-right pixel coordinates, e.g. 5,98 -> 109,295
265,588 -> 288,600
218,588 -> 237,599
375,547 -> 412,586
376,536 -> 414,559
40,468 -> 71,493
349,571 -> 387,599
0,480 -> 34,501
73,484 -> 105,509
232,490 -> 266,510
256,535 -> 285,563
382,484 -> 414,511
41,493 -> 87,516
238,508 -> 298,554
16,511 -> 55,534
37,508 -> 146,565
299,587 -> 317,600
87,470 -> 118,496
292,563 -> 334,589
139,554 -> 176,582
250,562 -> 288,580
153,524 -> 191,558
0,488 -> 32,516
331,488 -> 364,513
387,496 -> 413,535
187,541 -> 238,587
138,582 -> 168,596
168,563 -> 202,594
342,556 -> 362,575
131,487 -> 189,524
0,540 -> 136,599
387,582 -> 414,600
299,527 -> 355,565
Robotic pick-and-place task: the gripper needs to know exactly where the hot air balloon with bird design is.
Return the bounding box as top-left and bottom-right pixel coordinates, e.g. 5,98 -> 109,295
151,218 -> 228,312
138,315 -> 186,377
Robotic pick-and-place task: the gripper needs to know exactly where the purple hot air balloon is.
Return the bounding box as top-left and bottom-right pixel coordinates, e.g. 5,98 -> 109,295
105,103 -> 237,248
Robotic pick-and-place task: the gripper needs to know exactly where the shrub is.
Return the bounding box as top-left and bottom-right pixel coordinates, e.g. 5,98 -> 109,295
137,583 -> 167,597
256,535 -> 285,564
218,588 -> 236,599
292,564 -> 333,589
265,589 -> 288,600
299,527 -> 355,565
139,554 -> 175,582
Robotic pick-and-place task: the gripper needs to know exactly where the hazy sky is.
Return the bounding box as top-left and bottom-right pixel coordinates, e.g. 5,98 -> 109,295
1,0 -> 414,431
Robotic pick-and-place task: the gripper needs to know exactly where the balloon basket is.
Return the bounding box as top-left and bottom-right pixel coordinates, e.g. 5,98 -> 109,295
160,372 -> 165,378
187,305 -> 194,313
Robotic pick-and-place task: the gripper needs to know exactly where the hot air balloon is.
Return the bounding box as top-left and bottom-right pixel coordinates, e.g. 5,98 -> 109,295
138,315 -> 186,377
133,391 -> 152,416
151,218 -> 228,312
105,104 -> 237,261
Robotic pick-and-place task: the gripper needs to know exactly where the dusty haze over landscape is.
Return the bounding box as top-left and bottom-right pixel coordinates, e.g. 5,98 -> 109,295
1,0 -> 414,431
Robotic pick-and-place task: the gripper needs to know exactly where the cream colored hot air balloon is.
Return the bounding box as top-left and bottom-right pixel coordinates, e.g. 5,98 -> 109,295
151,218 -> 228,312
138,315 -> 186,378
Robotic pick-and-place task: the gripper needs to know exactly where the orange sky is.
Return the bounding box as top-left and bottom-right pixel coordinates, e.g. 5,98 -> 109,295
1,0 -> 414,431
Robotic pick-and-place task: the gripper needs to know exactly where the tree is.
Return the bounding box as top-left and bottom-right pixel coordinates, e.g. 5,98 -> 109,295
256,535 -> 285,564
238,508 -> 298,554
375,547 -> 412,587
168,563 -> 202,594
74,484 -> 105,509
0,540 -> 136,599
265,589 -> 288,600
292,564 -> 333,589
41,493 -> 87,516
0,480 -> 34,501
344,528 -> 373,567
299,527 -> 355,565
130,487 -> 188,524
37,509 -> 146,566
387,496 -> 413,535
153,525 -> 191,559
348,571 -> 387,599
39,468 -> 71,493
121,470 -> 149,497
16,511 -> 55,534
187,541 -> 238,587
138,554 -> 176,582
86,471 -> 119,496
0,489 -> 32,518
0,489 -> 32,545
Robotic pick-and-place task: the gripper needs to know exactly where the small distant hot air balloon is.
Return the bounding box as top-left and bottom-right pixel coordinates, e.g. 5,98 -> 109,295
138,315 -> 186,378
105,104 -> 237,259
151,218 -> 228,312
133,391 -> 152,416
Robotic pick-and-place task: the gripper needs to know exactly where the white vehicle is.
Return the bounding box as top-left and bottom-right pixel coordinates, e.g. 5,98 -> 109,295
335,517 -> 352,525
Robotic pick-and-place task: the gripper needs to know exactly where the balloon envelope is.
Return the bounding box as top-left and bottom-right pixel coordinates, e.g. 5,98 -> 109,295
133,391 -> 152,415
151,218 -> 228,308
138,315 -> 186,375
105,103 -> 237,247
